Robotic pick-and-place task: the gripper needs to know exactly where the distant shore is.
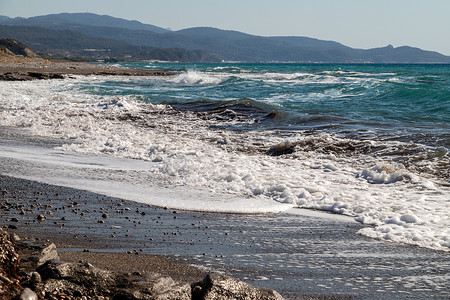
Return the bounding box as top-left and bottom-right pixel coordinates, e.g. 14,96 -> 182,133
0,55 -> 174,81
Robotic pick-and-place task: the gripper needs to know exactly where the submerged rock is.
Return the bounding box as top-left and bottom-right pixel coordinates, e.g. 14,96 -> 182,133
267,140 -> 297,156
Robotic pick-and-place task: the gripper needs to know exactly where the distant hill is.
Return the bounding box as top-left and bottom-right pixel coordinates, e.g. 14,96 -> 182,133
1,13 -> 449,63
0,25 -> 218,62
2,13 -> 169,33
0,16 -> 10,23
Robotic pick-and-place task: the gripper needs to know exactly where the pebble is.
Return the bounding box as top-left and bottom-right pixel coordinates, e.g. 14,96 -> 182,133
19,288 -> 38,300
31,272 -> 41,283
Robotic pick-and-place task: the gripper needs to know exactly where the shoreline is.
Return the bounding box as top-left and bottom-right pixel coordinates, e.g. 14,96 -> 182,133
1,172 -> 449,299
1,60 -> 449,299
0,56 -> 175,81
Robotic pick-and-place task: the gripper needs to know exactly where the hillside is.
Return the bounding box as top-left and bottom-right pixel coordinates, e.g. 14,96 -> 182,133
0,25 -> 218,62
0,38 -> 38,57
1,13 -> 449,63
1,13 -> 169,33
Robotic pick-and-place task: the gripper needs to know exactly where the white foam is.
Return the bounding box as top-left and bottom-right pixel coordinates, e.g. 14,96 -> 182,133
168,70 -> 222,85
0,77 -> 448,251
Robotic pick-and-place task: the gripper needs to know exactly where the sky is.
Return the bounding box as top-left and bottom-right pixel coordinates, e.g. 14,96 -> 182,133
1,0 -> 450,55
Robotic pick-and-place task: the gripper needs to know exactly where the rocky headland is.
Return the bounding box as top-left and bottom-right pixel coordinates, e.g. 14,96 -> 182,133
0,51 -> 174,81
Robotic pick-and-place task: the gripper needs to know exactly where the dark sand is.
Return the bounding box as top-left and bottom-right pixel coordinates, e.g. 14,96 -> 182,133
1,173 -> 449,299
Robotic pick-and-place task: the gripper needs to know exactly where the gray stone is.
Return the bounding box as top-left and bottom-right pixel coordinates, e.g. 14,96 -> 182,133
31,271 -> 41,283
267,140 -> 297,156
192,273 -> 284,300
115,273 -> 191,300
16,240 -> 59,271
19,287 -> 38,300
37,260 -> 114,286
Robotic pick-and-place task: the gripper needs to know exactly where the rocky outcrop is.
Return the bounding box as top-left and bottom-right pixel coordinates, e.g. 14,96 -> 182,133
0,71 -> 66,81
0,39 -> 38,57
192,273 -> 284,300
0,230 -> 284,299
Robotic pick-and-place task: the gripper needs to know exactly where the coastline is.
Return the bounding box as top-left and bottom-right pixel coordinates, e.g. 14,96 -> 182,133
0,56 -> 174,81
1,60 -> 449,299
1,170 -> 449,299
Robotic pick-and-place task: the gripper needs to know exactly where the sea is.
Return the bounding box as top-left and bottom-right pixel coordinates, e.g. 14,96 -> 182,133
0,63 -> 449,252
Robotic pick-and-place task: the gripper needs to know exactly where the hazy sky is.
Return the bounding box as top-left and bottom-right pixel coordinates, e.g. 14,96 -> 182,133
1,0 -> 450,55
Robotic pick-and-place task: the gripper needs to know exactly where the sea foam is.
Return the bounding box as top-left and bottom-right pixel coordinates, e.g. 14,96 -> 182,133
0,75 -> 449,252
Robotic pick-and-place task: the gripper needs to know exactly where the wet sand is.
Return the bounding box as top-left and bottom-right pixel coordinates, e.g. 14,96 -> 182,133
1,169 -> 449,299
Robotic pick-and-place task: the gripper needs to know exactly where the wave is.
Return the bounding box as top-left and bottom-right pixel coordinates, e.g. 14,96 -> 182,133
1,65 -> 449,252
168,70 -> 223,85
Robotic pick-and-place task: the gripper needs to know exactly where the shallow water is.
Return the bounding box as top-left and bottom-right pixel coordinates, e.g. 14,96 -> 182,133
0,63 -> 449,252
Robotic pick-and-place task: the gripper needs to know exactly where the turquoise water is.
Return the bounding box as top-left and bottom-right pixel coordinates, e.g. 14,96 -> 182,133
88,63 -> 449,180
106,63 -> 449,130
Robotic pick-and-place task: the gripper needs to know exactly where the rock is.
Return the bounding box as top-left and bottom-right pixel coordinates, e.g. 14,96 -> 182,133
36,260 -> 115,298
192,273 -> 284,300
0,229 -> 20,279
114,273 -> 191,300
36,214 -> 46,221
0,229 -> 21,296
37,260 -> 114,285
19,287 -> 38,300
267,140 -> 297,156
31,271 -> 41,283
11,233 -> 21,241
16,240 -> 59,271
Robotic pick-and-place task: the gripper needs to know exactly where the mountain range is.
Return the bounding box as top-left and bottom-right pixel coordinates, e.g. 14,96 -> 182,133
1,12 -> 449,63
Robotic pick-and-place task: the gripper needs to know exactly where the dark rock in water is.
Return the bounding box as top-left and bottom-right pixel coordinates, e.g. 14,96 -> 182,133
36,214 -> 46,221
267,140 -> 297,156
192,273 -> 284,300
264,110 -> 279,119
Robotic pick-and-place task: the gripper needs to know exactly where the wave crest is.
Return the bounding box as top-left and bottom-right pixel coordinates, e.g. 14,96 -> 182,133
169,70 -> 222,85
